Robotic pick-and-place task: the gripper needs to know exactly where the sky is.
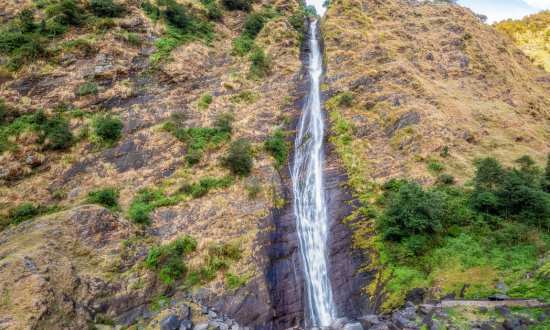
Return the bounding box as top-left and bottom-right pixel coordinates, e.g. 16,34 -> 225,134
458,0 -> 550,23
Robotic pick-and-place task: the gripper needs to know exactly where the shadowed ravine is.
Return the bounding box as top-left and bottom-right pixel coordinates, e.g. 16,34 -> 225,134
291,1 -> 335,326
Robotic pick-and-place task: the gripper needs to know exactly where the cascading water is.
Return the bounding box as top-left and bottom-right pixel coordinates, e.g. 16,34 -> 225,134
291,0 -> 335,327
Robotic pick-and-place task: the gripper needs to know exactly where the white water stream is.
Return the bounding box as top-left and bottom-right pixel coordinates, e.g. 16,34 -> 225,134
290,1 -> 335,326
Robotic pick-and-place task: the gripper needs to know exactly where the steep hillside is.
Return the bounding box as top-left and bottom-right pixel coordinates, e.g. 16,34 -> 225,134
495,10 -> 550,72
0,0 -> 309,328
323,0 -> 550,314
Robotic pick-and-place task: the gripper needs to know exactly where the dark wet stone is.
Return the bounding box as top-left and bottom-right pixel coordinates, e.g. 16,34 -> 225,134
179,319 -> 193,330
161,315 -> 181,330
495,306 -> 511,316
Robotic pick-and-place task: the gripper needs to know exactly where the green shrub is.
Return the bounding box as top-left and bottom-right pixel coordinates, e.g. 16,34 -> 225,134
76,82 -> 98,96
543,155 -> 550,193
128,188 -> 171,224
179,176 -> 233,198
222,0 -> 252,11
41,115 -> 73,150
223,138 -> 253,176
45,0 -> 85,26
89,0 -> 125,17
338,92 -> 354,107
249,47 -> 271,78
437,173 -> 455,185
232,35 -> 254,56
378,181 -> 445,250
225,272 -> 247,290
197,93 -> 213,109
9,202 -> 40,224
162,0 -> 190,29
87,187 -> 119,209
93,115 -> 123,144
213,112 -> 234,133
128,201 -> 151,224
427,160 -> 445,173
18,9 -> 37,33
201,0 -> 223,20
264,129 -> 288,168
145,235 -> 197,284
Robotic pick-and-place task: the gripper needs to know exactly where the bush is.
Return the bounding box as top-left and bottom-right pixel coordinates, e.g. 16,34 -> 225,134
163,0 -> 190,29
179,176 -> 233,198
87,187 -> 119,209
232,35 -> 254,56
437,173 -> 455,185
222,0 -> 252,11
197,93 -> 213,109
225,273 -> 247,290
18,9 -> 36,33
223,139 -> 253,176
201,0 -> 223,20
45,0 -> 85,26
41,116 -> 73,150
76,82 -> 98,96
93,116 -> 123,144
89,0 -> 125,17
145,236 -> 197,284
264,129 -> 288,168
338,92 -> 354,107
378,181 -> 445,244
249,47 -> 271,78
9,202 -> 40,224
213,112 -> 234,133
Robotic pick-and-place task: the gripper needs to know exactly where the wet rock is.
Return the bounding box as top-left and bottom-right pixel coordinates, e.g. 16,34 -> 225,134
393,312 -> 418,329
489,294 -> 510,301
495,306 -> 511,317
208,310 -> 218,319
161,315 -> 180,330
343,322 -> 364,330
179,305 -> 191,320
179,320 -> 193,330
419,304 -> 436,315
502,317 -> 521,330
194,323 -> 209,330
331,317 -> 351,329
479,321 -> 495,330
359,314 -> 381,327
406,288 -> 426,303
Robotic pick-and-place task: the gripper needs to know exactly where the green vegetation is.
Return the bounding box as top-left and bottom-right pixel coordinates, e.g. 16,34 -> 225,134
201,0 -> 223,21
232,8 -> 276,56
128,175 -> 234,224
145,236 -> 197,285
0,111 -> 73,153
222,0 -> 252,11
128,188 -> 177,224
249,47 -> 271,79
197,92 -> 213,110
185,241 -> 242,287
373,155 -> 550,309
163,113 -> 233,165
264,129 -> 288,168
225,272 -> 248,290
93,115 -> 123,145
179,176 -> 234,198
89,0 -> 125,17
337,91 -> 354,107
76,81 -> 98,96
142,0 -> 214,64
87,187 -> 119,209
222,138 -> 253,176
1,202 -> 60,230
0,0 -> 127,70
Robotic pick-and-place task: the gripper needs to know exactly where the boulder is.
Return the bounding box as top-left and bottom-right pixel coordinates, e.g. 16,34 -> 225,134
160,315 -> 181,330
194,323 -> 209,330
359,314 -> 381,327
179,320 -> 193,330
343,322 -> 364,330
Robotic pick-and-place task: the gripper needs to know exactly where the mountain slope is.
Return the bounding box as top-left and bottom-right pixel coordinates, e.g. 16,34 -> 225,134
495,10 -> 550,71
323,0 -> 550,312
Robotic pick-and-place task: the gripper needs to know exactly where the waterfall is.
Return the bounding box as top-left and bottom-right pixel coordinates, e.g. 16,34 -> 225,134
290,1 -> 335,326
